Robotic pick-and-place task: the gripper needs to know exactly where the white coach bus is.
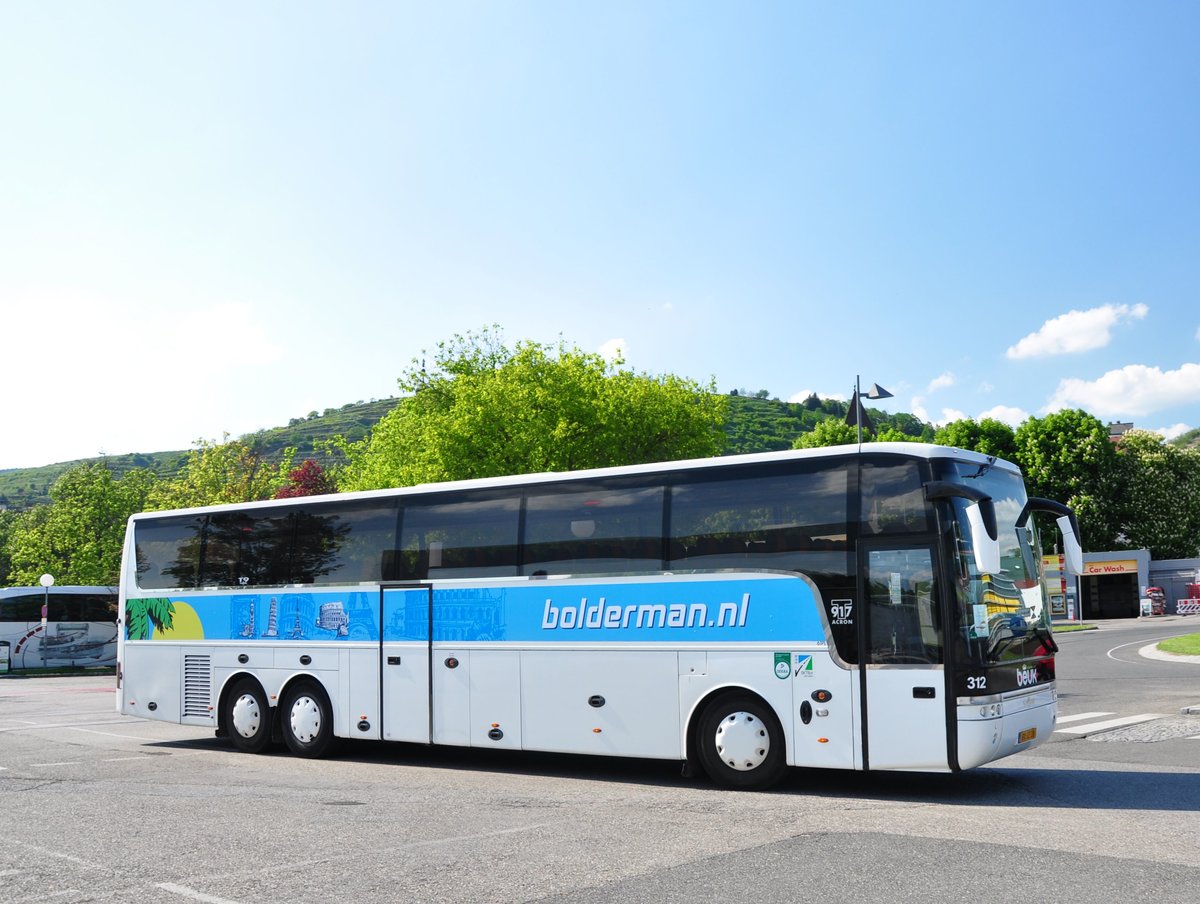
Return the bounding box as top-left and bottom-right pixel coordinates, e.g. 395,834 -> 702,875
1,585 -> 118,669
116,443 -> 1081,789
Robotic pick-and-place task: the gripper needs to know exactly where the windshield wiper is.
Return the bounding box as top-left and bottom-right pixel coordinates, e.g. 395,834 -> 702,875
964,455 -> 997,480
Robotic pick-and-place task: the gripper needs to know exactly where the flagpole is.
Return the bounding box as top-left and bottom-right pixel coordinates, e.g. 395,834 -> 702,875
855,374 -> 863,447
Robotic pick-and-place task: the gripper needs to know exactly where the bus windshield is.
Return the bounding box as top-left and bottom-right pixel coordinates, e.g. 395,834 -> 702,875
937,460 -> 1055,666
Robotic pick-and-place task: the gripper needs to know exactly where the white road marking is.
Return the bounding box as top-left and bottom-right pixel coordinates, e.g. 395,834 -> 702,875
66,726 -> 160,741
157,883 -> 250,904
0,718 -> 145,734
8,839 -> 106,869
1055,713 -> 1164,734
1055,711 -> 1114,724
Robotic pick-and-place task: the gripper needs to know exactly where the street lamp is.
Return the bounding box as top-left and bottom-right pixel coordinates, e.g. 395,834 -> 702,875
39,573 -> 54,668
849,374 -> 894,446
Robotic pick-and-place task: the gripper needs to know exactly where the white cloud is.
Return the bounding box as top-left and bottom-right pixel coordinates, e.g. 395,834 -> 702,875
927,372 -> 955,393
1044,362 -> 1200,417
1006,303 -> 1148,359
978,381 -> 994,393
911,398 -> 964,428
598,338 -> 627,362
788,389 -> 846,402
1150,423 -> 1192,441
977,405 -> 1029,427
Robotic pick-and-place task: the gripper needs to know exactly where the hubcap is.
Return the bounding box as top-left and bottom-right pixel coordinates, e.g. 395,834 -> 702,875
714,711 -> 769,771
289,695 -> 322,744
231,693 -> 262,739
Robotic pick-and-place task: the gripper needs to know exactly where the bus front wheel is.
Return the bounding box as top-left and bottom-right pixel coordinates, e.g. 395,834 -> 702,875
280,680 -> 335,758
696,693 -> 787,791
224,678 -> 272,754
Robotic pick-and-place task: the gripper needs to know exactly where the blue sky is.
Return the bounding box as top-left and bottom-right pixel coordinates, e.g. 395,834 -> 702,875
2,3 -> 1198,470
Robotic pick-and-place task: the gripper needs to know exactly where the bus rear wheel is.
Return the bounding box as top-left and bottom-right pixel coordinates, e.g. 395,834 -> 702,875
225,678 -> 272,754
696,693 -> 787,790
281,680 -> 335,758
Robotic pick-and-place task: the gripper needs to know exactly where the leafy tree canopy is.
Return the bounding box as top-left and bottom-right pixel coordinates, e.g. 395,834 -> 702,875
147,435 -> 294,510
793,418 -> 857,448
274,459 -> 337,499
1110,429 -> 1200,559
339,328 -> 728,490
934,417 -> 1017,461
4,462 -> 156,586
1014,410 -> 1118,552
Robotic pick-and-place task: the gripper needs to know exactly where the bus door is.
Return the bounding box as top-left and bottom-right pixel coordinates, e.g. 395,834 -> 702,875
860,543 -> 951,770
381,585 -> 432,744
380,584 -> 523,749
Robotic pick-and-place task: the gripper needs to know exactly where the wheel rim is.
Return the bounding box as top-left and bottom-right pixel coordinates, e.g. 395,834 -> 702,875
231,693 -> 262,739
289,695 -> 322,744
714,711 -> 770,771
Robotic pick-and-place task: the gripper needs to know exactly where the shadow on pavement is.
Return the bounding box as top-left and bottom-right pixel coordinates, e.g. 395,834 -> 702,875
139,735 -> 1199,812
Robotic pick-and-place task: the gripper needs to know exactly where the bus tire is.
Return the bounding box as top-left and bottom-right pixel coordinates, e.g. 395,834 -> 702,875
224,678 -> 272,754
280,680 -> 335,758
695,693 -> 787,791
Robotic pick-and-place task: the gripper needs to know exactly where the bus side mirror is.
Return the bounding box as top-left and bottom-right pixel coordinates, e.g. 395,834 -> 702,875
1017,497 -> 1083,577
1058,515 -> 1083,575
966,502 -> 1001,574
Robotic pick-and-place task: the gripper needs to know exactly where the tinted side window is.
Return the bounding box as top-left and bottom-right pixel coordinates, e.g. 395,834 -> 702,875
860,458 -> 930,535
523,482 -> 664,575
203,511 -> 294,588
396,493 -> 519,580
136,515 -> 206,590
292,499 -> 399,585
0,593 -> 43,621
669,464 -> 851,570
41,592 -> 112,621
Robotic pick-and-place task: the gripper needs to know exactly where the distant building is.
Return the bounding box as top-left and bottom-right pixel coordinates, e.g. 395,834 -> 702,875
1107,422 -> 1134,443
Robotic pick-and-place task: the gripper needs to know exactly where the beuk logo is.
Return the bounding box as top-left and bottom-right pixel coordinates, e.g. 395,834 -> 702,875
1015,665 -> 1039,688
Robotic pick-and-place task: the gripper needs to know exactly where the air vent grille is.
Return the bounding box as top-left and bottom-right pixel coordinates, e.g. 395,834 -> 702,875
182,654 -> 213,718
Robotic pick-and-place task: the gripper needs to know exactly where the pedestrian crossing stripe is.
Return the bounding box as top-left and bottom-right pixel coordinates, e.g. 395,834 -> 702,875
1055,713 -> 1164,735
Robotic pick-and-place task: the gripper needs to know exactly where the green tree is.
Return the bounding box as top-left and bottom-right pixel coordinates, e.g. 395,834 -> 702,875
0,509 -> 18,585
935,417 -> 1018,460
1013,410 -> 1118,552
340,328 -> 728,490
1110,430 -> 1200,559
793,418 -> 857,448
4,463 -> 158,586
148,435 -> 294,510
874,426 -> 922,443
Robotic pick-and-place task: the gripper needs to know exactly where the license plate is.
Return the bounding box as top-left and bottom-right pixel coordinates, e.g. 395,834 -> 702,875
1018,728 -> 1037,744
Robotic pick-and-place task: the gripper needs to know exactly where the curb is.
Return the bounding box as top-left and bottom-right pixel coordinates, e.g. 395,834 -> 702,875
1139,642 -> 1200,665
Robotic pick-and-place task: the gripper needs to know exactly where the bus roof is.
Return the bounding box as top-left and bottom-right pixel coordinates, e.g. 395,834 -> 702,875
128,442 -> 1020,522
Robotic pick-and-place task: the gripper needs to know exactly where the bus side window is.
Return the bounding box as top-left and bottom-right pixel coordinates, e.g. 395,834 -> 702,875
203,511 -> 293,588
135,515 -> 206,590
292,499 -> 400,585
397,492 -> 519,581
523,482 -> 664,575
